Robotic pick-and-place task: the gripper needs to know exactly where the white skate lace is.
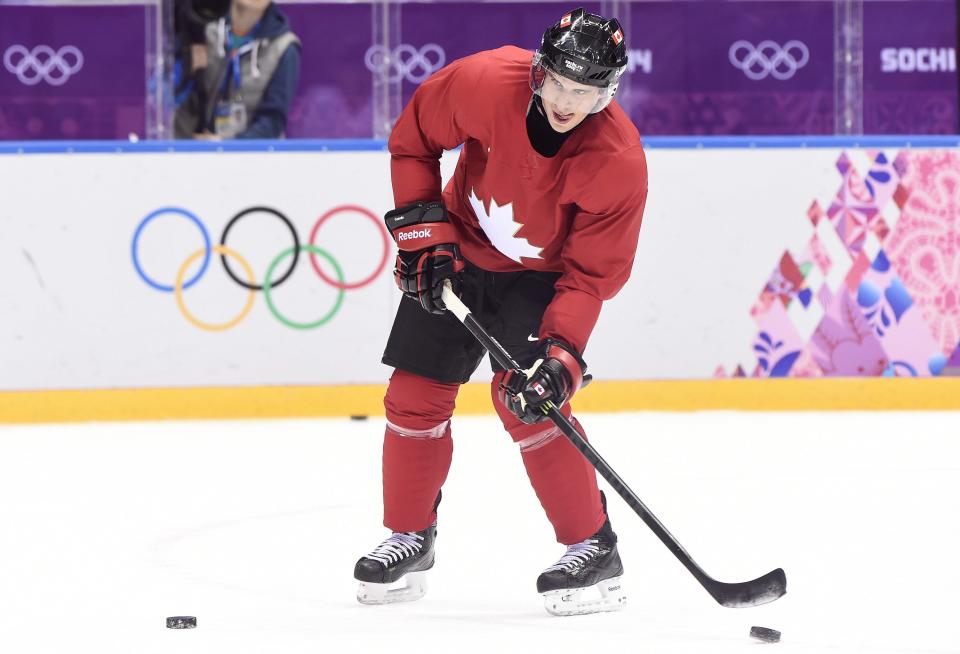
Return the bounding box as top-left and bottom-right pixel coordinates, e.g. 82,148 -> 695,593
543,538 -> 601,573
365,532 -> 424,567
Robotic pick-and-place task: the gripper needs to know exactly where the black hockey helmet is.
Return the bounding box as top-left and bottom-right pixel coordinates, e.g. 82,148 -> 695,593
530,8 -> 628,113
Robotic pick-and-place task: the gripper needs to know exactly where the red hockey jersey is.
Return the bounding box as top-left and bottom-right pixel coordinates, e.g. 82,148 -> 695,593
388,46 -> 648,353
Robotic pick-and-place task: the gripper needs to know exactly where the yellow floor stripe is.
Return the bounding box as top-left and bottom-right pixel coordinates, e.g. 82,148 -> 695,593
2,377 -> 959,424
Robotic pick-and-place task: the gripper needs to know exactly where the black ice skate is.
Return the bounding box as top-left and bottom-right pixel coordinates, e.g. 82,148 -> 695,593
354,524 -> 436,605
537,500 -> 625,616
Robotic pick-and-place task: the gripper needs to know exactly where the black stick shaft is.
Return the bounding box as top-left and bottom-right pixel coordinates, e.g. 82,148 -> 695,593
440,283 -> 786,608
543,404 -> 713,587
451,288 -> 702,572
462,314 -> 519,371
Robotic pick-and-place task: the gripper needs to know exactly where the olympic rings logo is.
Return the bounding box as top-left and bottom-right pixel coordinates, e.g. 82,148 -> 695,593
3,45 -> 84,86
131,205 -> 390,332
728,40 -> 810,81
364,44 -> 446,84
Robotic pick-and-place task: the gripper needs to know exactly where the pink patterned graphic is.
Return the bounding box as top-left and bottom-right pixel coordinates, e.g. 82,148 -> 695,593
761,251 -> 809,309
789,345 -> 824,378
801,233 -> 832,276
884,151 -> 960,356
948,342 -> 960,368
752,302 -> 804,377
808,200 -> 826,227
856,251 -> 944,376
863,151 -> 901,210
810,290 -> 888,376
874,216 -> 892,241
817,284 -> 834,310
844,251 -> 872,293
722,149 -> 960,378
827,173 -> 876,253
826,152 -> 902,256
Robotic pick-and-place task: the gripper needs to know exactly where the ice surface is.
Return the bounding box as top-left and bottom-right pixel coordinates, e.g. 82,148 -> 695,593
1,411 -> 958,653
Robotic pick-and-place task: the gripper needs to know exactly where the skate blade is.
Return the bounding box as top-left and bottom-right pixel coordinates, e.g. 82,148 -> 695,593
357,571 -> 428,605
542,575 -> 626,617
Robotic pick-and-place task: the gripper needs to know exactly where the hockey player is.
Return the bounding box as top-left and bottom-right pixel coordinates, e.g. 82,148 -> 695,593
354,8 -> 647,616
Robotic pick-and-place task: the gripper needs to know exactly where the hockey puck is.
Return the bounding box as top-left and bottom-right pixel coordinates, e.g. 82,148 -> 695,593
749,626 -> 780,643
166,616 -> 196,629
349,415 -> 369,421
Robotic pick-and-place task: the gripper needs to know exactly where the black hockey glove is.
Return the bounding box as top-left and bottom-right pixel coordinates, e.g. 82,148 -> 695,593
499,339 -> 587,424
385,201 -> 465,314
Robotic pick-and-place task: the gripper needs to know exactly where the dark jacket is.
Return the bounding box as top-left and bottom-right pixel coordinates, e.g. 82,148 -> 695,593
233,4 -> 300,138
174,3 -> 301,139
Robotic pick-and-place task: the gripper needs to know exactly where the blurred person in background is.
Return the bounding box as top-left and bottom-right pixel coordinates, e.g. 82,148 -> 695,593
172,0 -> 229,123
173,0 -> 301,139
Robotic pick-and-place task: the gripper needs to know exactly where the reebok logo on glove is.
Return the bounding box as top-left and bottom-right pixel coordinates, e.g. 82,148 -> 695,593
397,228 -> 433,242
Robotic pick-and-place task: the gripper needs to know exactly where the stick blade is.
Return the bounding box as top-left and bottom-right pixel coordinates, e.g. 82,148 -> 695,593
710,568 -> 787,608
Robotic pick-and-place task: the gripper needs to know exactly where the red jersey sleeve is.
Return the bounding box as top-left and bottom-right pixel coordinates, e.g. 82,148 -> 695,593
540,145 -> 648,354
387,56 -> 485,207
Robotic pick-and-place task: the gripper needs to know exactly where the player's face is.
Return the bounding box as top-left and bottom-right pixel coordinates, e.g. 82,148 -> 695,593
538,70 -> 602,133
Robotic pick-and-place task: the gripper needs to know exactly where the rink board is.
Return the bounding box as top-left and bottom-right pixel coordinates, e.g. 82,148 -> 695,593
2,378 -> 960,424
2,138 -> 960,420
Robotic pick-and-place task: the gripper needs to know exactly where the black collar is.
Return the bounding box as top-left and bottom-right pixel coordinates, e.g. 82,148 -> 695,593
526,95 -> 576,158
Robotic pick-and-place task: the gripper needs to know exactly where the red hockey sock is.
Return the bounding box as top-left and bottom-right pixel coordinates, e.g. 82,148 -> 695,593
382,369 -> 459,532
492,372 -> 605,545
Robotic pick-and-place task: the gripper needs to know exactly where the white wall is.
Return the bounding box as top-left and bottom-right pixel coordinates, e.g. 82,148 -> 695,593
0,147 -> 874,389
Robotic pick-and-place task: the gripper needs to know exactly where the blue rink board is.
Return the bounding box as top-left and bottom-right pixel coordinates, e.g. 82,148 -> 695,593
1,136 -> 960,154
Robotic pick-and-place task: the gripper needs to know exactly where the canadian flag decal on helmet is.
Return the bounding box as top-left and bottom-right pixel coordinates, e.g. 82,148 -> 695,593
560,13 -> 571,28
611,29 -> 623,45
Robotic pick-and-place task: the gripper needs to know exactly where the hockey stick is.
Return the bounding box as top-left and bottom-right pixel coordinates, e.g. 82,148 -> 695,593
440,282 -> 786,608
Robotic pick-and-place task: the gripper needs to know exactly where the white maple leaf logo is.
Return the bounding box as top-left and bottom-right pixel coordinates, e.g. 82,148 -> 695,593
468,190 -> 543,263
